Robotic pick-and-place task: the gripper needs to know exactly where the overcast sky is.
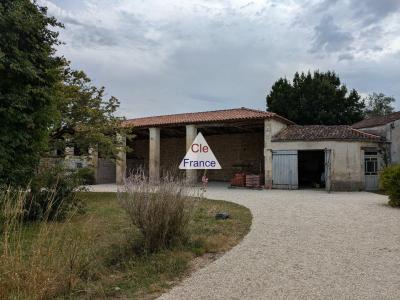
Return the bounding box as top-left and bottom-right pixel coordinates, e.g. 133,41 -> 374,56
39,0 -> 400,118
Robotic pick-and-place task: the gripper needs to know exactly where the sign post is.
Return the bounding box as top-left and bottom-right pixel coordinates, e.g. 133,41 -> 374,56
179,132 -> 221,189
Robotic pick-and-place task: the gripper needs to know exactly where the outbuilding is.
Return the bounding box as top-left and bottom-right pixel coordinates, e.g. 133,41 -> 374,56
95,107 -> 386,191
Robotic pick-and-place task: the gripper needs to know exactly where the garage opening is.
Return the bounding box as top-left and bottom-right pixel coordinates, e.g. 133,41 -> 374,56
298,150 -> 325,188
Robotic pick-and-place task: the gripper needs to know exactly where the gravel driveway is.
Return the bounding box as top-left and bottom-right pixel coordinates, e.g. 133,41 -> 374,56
158,184 -> 400,300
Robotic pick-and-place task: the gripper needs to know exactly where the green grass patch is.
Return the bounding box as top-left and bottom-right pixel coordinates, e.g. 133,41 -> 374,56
1,192 -> 251,299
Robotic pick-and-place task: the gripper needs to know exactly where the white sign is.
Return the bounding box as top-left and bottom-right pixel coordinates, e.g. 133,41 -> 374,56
179,132 -> 221,169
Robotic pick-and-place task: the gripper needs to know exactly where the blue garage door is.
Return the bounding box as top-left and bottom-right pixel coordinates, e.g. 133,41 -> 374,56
272,150 -> 298,189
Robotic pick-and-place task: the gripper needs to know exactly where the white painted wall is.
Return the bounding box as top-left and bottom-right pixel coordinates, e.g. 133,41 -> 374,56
269,140 -> 384,190
358,120 -> 400,165
264,119 -> 288,187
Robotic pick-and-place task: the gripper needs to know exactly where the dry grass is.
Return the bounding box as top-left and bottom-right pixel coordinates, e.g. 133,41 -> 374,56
118,173 -> 199,252
0,189 -> 97,299
0,189 -> 251,299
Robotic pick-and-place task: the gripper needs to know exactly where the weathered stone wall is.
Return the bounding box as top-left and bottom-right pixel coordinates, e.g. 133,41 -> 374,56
204,132 -> 264,181
127,137 -> 186,177
391,120 -> 400,164
264,119 -> 288,187
358,121 -> 400,165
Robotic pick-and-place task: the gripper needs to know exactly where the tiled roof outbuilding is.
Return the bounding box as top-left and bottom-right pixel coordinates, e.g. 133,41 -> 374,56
272,125 -> 383,142
123,107 -> 294,128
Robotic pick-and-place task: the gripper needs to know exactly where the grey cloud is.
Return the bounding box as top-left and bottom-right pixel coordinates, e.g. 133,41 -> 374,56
47,0 -> 400,117
311,15 -> 353,53
313,0 -> 339,13
338,53 -> 354,61
350,0 -> 400,25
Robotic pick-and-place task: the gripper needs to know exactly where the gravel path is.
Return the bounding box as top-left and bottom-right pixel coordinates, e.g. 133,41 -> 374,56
157,184 -> 400,300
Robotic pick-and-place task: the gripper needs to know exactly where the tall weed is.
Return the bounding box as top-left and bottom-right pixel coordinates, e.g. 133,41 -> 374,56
118,172 -> 199,253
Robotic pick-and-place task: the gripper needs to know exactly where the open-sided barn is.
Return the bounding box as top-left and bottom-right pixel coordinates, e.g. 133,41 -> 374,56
93,107 -> 387,191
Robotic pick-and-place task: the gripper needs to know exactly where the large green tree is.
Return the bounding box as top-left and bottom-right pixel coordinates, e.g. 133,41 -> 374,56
0,1 -> 126,186
364,92 -> 395,118
266,71 -> 365,125
0,0 -> 64,186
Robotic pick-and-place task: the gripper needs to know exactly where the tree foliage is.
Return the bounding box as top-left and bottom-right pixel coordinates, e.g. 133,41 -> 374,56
266,71 -> 365,125
0,0 -> 64,186
0,1 -> 127,186
51,68 -> 127,159
364,93 -> 395,118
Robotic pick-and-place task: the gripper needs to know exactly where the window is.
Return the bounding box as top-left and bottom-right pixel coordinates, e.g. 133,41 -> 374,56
76,162 -> 83,169
365,157 -> 377,175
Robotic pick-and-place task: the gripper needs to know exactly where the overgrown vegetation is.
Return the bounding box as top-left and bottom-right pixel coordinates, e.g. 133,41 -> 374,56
0,0 -> 64,186
26,166 -> 85,221
380,164 -> 400,207
0,0 -> 127,187
118,174 -> 196,252
0,191 -> 251,299
75,167 -> 96,185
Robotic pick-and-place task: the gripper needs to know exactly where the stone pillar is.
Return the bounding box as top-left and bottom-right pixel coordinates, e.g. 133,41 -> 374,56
116,134 -> 126,185
149,127 -> 160,183
264,119 -> 287,188
185,125 -> 197,183
264,149 -> 273,188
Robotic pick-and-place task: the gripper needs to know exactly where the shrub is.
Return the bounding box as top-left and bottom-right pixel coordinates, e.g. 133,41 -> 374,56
76,167 -> 96,185
26,166 -> 84,221
118,173 -> 197,253
379,164 -> 400,207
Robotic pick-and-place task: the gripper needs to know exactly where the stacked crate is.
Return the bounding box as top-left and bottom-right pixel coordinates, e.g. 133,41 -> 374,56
245,174 -> 261,188
230,173 -> 246,187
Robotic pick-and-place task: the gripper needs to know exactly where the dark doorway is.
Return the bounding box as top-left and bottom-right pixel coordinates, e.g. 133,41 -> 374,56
298,150 -> 325,188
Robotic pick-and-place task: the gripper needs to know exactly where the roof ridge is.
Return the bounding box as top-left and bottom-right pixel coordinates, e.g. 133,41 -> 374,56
289,124 -> 351,128
125,107 -> 269,122
353,111 -> 400,128
351,127 -> 382,138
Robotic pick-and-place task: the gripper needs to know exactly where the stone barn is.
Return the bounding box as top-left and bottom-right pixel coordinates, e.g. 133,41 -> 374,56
95,107 -> 386,191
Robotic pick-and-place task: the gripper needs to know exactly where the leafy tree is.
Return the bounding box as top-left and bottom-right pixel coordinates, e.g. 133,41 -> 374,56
0,1 -> 127,187
266,71 -> 365,125
50,68 -> 127,158
364,93 -> 395,118
0,0 -> 64,186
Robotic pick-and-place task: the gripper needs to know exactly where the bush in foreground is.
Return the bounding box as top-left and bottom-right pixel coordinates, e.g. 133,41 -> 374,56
380,164 -> 400,207
118,173 -> 197,253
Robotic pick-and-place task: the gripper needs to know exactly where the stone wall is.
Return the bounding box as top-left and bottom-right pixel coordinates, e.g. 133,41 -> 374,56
202,132 -> 264,181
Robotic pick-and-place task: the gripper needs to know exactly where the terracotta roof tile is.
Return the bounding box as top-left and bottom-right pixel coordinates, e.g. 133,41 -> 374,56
272,125 -> 383,142
352,112 -> 400,129
123,107 -> 294,128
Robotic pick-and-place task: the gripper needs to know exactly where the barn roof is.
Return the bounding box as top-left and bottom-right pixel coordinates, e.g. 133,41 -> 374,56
122,107 -> 294,128
272,125 -> 383,142
352,112 -> 400,129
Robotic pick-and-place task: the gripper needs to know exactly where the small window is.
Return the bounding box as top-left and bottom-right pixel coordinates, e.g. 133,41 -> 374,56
365,157 -> 377,175
76,162 -> 83,169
